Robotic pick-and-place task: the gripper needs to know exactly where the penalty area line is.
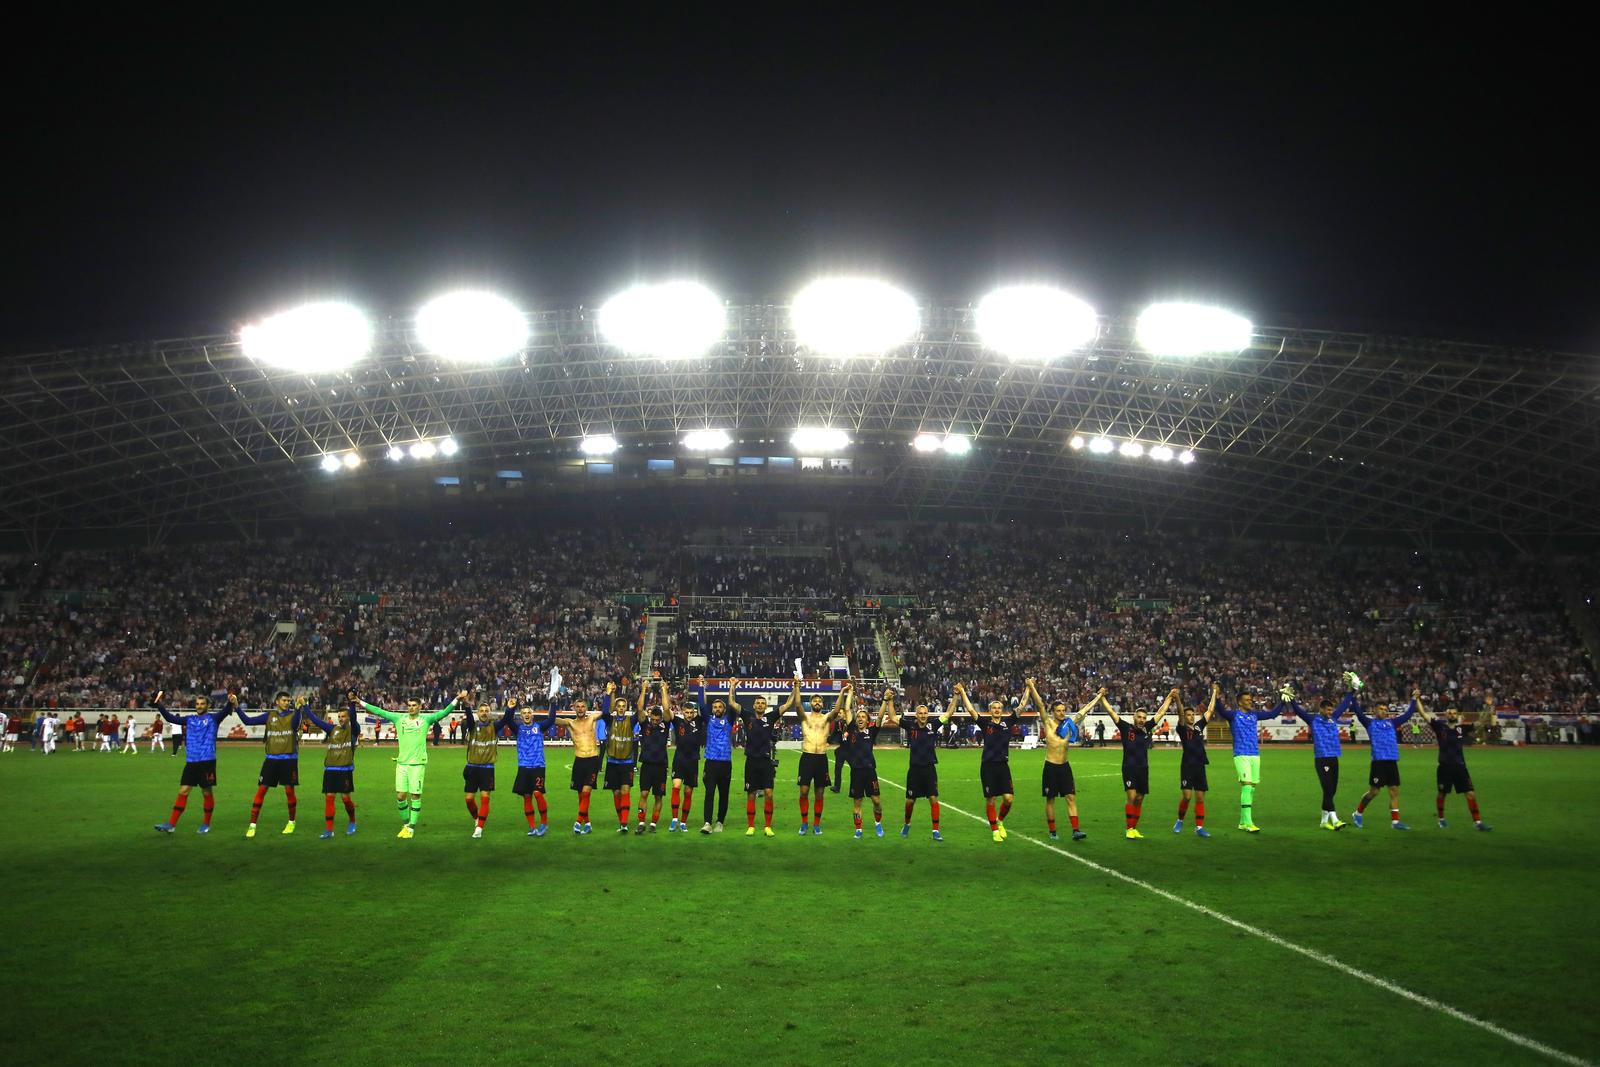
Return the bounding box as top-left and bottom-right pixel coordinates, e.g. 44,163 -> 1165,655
877,777 -> 1590,1067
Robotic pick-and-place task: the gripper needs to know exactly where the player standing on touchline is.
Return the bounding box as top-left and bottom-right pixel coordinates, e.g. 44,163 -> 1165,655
1350,682 -> 1417,831
302,693 -> 362,839
152,691 -> 237,834
361,691 -> 462,838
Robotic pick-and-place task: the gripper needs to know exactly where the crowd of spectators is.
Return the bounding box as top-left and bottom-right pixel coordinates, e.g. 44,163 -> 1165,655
2,523 -> 1593,722
681,554 -> 848,600
0,531 -> 658,711
863,526 -> 1594,717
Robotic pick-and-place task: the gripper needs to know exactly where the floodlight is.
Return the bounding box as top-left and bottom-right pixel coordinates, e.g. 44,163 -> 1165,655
409,441 -> 437,459
683,429 -> 732,451
1119,441 -> 1144,458
941,435 -> 971,456
386,445 -> 405,462
1178,450 -> 1196,465
790,427 -> 850,452
241,301 -> 372,374
791,278 -> 918,356
438,437 -> 459,457
913,433 -> 943,452
598,281 -> 724,359
975,285 -> 1098,361
1089,437 -> 1114,454
580,435 -> 618,456
341,452 -> 361,469
1149,445 -> 1174,462
319,454 -> 342,472
1069,435 -> 1086,450
415,290 -> 528,363
1136,302 -> 1253,356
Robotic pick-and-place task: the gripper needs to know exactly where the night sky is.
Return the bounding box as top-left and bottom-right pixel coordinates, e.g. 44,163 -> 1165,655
5,10 -> 1592,352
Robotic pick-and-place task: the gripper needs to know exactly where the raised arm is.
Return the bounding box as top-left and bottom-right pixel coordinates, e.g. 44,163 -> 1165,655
1073,688 -> 1104,727
1202,684 -> 1218,726
1393,695 -> 1419,727
425,693 -> 463,726
956,684 -> 977,719
1156,688 -> 1179,720
694,676 -> 708,716
235,705 -> 267,726
780,678 -> 802,716
151,692 -> 181,725
878,690 -> 895,727
303,705 -> 336,733
1024,678 -> 1046,718
1409,690 -> 1432,722
361,700 -> 400,723
1332,692 -> 1356,720
836,681 -> 856,722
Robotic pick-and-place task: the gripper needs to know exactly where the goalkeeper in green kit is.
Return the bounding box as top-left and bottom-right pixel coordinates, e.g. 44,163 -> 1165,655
361,690 -> 464,838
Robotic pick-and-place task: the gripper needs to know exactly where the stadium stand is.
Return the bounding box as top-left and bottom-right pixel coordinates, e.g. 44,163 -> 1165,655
1,523 -> 1593,734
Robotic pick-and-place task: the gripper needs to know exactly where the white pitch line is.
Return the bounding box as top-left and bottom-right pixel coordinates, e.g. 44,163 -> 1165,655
877,776 -> 1590,1067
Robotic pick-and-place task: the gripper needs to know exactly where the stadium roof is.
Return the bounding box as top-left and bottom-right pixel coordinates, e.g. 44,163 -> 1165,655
3,304 -> 1597,550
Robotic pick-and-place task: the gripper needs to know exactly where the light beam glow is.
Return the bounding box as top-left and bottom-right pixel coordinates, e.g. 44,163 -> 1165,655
975,285 -> 1098,361
598,281 -> 725,359
1089,437 -> 1115,454
913,433 -> 943,452
790,427 -> 851,452
415,290 -> 528,364
682,429 -> 733,451
1136,302 -> 1253,356
791,278 -> 919,356
341,452 -> 361,469
319,454 -> 342,472
438,437 -> 459,457
241,302 -> 373,374
580,435 -> 618,456
941,434 -> 971,456
409,441 -> 437,460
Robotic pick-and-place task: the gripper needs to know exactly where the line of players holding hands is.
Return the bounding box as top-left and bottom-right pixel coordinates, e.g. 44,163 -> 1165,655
148,669 -> 1492,842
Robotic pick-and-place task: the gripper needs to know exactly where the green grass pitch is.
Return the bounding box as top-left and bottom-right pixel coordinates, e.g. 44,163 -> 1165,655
2,743 -> 1596,1066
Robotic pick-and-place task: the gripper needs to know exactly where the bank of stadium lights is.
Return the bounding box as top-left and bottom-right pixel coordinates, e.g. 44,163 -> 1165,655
241,301 -> 373,374
599,281 -> 725,359
409,441 -> 438,459
317,451 -> 363,473
790,278 -> 919,356
415,290 -> 528,364
975,285 -> 1098,361
1136,302 -> 1253,356
790,427 -> 850,452
580,434 -> 619,456
682,429 -> 733,451
1072,434 -> 1196,465
438,437 -> 459,457
913,432 -> 971,456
